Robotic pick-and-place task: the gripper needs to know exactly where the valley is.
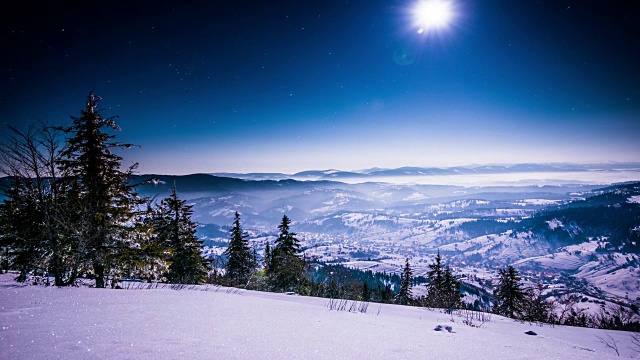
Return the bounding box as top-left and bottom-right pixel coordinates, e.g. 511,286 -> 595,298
135,170 -> 640,313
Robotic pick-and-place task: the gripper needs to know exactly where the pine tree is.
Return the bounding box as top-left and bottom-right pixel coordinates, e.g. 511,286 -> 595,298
270,215 -> 305,292
522,283 -> 555,323
154,184 -> 209,284
424,251 -> 463,310
425,250 -> 444,307
57,93 -> 142,288
263,242 -> 272,272
273,215 -> 301,256
380,284 -> 394,303
224,212 -> 254,286
252,247 -> 258,270
442,266 -> 463,312
362,282 -> 371,302
128,200 -> 170,282
395,258 -> 413,305
493,265 -> 526,319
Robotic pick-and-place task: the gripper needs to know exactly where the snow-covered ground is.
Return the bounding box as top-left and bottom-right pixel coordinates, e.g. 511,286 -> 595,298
0,273 -> 637,359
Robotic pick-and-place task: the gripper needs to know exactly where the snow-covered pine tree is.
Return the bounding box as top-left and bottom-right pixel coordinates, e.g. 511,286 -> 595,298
493,265 -> 526,319
395,258 -> 413,305
57,93 -> 143,288
153,184 -> 209,284
128,200 -> 170,282
270,215 -> 305,292
224,212 -> 254,286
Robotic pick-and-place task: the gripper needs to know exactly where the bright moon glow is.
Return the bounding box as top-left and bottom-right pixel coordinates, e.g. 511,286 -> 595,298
414,0 -> 453,32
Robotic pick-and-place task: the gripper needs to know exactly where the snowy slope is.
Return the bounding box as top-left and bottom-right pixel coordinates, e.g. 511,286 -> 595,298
0,274 -> 636,359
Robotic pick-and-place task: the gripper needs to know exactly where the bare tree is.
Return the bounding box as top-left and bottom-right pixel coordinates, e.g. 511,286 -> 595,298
596,334 -> 620,357
557,294 -> 578,323
631,332 -> 640,354
608,304 -> 635,328
0,122 -> 76,285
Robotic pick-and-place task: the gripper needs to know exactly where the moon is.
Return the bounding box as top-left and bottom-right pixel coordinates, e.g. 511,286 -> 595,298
413,0 -> 453,32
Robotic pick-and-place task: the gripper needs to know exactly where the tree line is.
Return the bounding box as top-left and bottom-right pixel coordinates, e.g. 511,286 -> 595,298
222,211 -> 467,310
0,93 -> 208,287
0,93 -> 466,309
492,265 -> 640,331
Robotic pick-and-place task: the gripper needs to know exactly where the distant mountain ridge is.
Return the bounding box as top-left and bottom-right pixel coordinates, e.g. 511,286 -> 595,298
212,162 -> 640,181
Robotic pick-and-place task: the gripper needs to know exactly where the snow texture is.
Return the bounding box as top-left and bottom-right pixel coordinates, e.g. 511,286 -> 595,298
0,274 -> 637,359
627,195 -> 640,204
546,218 -> 564,230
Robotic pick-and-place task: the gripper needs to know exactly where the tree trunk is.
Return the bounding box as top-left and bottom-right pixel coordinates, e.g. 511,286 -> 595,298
52,255 -> 64,287
94,262 -> 105,288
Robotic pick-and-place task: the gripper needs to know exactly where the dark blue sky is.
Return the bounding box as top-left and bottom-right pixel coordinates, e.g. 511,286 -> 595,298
2,0 -> 639,174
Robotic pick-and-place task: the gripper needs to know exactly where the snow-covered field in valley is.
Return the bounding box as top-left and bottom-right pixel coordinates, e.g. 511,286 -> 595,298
0,273 -> 637,360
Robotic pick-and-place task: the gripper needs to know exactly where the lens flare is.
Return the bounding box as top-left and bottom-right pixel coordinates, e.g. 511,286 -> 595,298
414,0 -> 453,32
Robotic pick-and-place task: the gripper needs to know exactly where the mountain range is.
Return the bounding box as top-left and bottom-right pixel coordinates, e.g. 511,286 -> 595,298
2,163 -> 640,311
132,169 -> 640,313
212,162 -> 640,181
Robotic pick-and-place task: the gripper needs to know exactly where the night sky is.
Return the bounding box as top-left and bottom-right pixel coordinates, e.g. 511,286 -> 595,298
2,1 -> 639,174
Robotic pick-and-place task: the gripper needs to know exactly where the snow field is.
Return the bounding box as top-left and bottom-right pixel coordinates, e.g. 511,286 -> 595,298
0,273 -> 637,359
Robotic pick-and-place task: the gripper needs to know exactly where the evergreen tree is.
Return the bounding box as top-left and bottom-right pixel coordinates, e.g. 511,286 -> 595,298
224,212 -> 254,286
263,242 -> 272,272
425,250 -> 445,307
270,215 -> 305,292
395,258 -> 413,305
522,283 -> 555,323
255,242 -> 273,290
441,266 -> 463,312
126,200 -> 170,282
154,184 -> 209,284
424,251 -> 463,310
252,247 -> 258,271
57,93 -> 142,288
273,215 -> 300,256
493,265 -> 526,319
380,284 -> 394,303
362,282 -> 371,302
